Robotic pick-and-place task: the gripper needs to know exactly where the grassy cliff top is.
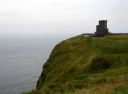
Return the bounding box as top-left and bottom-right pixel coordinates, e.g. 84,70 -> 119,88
26,35 -> 128,94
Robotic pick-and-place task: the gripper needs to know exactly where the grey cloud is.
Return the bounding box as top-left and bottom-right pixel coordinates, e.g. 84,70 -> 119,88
0,10 -> 18,17
66,6 -> 83,10
50,1 -> 65,6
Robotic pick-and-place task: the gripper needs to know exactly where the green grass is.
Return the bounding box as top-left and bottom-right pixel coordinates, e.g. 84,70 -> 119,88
25,34 -> 128,94
108,85 -> 128,94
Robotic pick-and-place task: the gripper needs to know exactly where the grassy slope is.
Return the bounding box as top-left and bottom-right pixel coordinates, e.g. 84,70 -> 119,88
26,35 -> 128,94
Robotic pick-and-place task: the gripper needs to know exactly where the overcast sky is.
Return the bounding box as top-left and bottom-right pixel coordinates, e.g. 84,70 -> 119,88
0,0 -> 128,36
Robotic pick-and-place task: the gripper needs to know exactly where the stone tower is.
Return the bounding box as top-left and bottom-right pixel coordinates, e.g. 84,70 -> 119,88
96,20 -> 109,36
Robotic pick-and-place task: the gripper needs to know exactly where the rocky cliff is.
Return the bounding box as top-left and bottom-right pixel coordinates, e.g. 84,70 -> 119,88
26,34 -> 128,94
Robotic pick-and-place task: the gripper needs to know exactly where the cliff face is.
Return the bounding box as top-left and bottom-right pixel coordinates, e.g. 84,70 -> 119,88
27,35 -> 128,94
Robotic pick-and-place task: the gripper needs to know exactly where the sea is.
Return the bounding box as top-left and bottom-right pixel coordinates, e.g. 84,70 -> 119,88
0,34 -> 74,94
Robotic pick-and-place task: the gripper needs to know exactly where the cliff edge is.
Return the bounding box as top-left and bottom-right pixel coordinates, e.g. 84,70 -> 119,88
26,35 -> 128,94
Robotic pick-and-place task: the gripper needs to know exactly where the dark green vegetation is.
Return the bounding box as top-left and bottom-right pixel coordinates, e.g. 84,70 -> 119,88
25,35 -> 128,94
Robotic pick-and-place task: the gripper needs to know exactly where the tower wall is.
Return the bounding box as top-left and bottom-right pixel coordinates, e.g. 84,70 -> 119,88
96,20 -> 109,36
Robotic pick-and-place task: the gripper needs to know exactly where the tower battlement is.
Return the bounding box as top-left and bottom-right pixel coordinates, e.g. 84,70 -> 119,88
99,20 -> 107,21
